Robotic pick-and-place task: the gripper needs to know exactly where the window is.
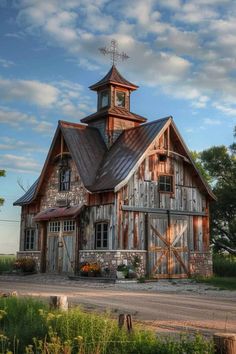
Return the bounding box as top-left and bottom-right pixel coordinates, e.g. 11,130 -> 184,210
49,221 -> 60,232
63,220 -> 75,232
24,229 -> 35,251
159,175 -> 173,193
59,169 -> 71,191
116,91 -> 125,107
159,154 -> 167,162
100,90 -> 109,108
95,222 -> 108,249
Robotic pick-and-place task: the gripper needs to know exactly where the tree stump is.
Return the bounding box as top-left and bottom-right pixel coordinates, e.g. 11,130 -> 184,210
213,333 -> 236,354
49,296 -> 68,311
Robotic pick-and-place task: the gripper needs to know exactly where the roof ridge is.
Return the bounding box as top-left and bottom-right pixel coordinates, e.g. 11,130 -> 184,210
120,116 -> 172,133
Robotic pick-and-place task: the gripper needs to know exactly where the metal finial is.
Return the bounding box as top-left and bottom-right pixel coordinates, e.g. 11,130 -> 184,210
99,39 -> 129,65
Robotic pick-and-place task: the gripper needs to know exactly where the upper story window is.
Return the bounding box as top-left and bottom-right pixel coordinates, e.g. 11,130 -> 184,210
159,175 -> 173,193
24,228 -> 36,251
95,222 -> 108,249
100,90 -> 109,109
116,91 -> 125,107
59,168 -> 71,191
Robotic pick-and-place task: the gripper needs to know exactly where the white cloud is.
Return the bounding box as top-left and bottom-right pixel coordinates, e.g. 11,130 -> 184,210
0,154 -> 41,173
204,118 -> 221,125
0,137 -> 47,153
0,78 -> 59,107
0,58 -> 15,68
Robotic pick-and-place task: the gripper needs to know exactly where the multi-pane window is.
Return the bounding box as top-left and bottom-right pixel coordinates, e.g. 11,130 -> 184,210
59,169 -> 71,191
159,175 -> 173,193
100,90 -> 109,108
63,220 -> 75,232
95,222 -> 108,249
49,221 -> 60,232
116,91 -> 125,107
24,229 -> 35,251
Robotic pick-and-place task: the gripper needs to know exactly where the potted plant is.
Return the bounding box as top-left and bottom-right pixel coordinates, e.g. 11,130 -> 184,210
116,264 -> 128,279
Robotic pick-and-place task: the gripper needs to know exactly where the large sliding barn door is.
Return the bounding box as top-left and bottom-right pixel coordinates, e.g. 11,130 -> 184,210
148,214 -> 189,278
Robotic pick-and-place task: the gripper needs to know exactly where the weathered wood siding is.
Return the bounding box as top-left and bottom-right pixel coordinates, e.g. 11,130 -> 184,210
19,204 -> 39,251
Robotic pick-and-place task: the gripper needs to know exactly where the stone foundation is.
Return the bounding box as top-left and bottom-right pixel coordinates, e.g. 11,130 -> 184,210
17,251 -> 41,272
189,252 -> 213,277
79,250 -> 147,277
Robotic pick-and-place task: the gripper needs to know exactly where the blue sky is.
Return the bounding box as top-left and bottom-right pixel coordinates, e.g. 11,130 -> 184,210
0,0 -> 236,253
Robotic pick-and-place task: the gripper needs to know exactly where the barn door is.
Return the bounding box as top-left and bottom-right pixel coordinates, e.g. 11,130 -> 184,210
148,214 -> 189,278
61,235 -> 76,273
47,235 -> 59,273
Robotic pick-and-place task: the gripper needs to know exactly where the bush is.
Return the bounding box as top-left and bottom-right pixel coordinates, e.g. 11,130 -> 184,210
213,254 -> 236,277
13,257 -> 36,273
0,297 -> 214,354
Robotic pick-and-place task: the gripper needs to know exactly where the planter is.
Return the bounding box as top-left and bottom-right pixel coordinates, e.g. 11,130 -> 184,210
116,271 -> 125,279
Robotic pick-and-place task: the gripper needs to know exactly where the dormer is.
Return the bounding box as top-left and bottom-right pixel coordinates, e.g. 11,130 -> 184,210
81,65 -> 147,148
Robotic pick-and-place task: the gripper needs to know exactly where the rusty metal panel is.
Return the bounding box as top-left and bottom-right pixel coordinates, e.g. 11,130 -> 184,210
13,178 -> 39,206
90,117 -> 170,191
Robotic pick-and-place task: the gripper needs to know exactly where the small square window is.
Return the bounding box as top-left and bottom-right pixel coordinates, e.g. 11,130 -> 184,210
159,175 -> 173,193
49,221 -> 60,233
116,91 -> 125,107
63,220 -> 75,232
159,154 -> 167,162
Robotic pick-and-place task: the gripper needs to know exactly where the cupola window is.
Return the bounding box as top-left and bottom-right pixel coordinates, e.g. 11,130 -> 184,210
116,91 -> 125,107
100,90 -> 109,108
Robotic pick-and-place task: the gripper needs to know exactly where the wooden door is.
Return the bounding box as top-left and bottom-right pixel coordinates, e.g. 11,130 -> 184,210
148,214 -> 189,278
47,235 -> 59,273
61,235 -> 76,273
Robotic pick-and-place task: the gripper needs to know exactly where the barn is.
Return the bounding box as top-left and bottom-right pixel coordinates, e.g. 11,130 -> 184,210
14,64 -> 215,278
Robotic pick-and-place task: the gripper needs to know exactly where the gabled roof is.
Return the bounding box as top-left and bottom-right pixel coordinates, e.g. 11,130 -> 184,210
89,65 -> 138,91
89,117 -> 171,191
14,116 -> 215,206
81,106 -> 147,124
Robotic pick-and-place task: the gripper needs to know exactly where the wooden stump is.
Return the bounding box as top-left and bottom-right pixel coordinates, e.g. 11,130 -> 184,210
49,296 -> 68,311
213,333 -> 236,354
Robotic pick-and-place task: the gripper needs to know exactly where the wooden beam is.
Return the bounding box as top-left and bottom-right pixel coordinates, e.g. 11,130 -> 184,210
122,205 -> 207,217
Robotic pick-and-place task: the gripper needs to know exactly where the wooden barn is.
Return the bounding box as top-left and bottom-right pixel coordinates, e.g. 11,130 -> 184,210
14,64 -> 215,278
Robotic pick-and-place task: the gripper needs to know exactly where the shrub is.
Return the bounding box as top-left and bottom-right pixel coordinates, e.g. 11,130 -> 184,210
13,257 -> 36,273
0,255 -> 15,273
213,254 -> 236,277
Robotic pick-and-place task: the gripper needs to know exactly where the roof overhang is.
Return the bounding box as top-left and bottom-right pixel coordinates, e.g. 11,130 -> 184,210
34,205 -> 84,222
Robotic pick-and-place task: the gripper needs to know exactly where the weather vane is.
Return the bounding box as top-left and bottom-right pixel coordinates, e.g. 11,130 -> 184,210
99,39 -> 129,65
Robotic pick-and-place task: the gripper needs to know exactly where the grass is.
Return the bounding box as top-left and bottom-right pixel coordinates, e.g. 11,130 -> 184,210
197,276 -> 236,290
0,297 -> 214,354
213,254 -> 236,277
0,254 -> 16,273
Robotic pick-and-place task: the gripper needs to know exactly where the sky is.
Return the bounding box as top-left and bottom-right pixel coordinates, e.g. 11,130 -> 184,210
0,0 -> 236,253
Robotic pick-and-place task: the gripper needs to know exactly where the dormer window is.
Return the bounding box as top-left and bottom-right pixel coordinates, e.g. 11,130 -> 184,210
100,90 -> 109,109
116,91 -> 125,107
59,168 -> 71,191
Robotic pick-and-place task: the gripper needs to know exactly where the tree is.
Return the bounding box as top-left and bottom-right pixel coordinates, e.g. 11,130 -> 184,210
0,170 -> 6,206
196,128 -> 236,255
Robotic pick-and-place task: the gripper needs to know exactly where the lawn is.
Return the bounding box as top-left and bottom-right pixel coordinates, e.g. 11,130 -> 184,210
198,276 -> 236,290
0,297 -> 214,354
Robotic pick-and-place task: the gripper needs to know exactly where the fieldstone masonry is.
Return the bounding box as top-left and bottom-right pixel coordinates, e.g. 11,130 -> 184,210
79,250 -> 147,277
189,252 -> 213,277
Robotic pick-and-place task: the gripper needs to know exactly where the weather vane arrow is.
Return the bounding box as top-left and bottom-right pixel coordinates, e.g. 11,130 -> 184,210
99,39 -> 129,66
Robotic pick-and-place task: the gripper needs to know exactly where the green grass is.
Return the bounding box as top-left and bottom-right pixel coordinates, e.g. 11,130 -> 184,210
197,276 -> 236,290
0,297 -> 214,354
0,254 -> 16,273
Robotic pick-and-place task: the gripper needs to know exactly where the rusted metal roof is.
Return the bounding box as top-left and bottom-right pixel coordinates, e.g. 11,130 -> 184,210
81,106 -> 147,124
34,205 -> 83,221
89,65 -> 138,91
13,178 -> 39,206
60,121 -> 107,187
89,117 -> 171,191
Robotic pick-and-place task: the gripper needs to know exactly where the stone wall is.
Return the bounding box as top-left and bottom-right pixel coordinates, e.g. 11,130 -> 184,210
79,250 -> 146,277
189,252 -> 213,277
17,251 -> 41,272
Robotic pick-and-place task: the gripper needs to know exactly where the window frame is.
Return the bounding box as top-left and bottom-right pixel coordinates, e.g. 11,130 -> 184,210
24,228 -> 36,251
115,90 -> 126,108
95,222 -> 109,249
63,220 -> 75,232
99,90 -> 109,109
49,221 -> 61,233
158,174 -> 174,194
59,168 -> 71,192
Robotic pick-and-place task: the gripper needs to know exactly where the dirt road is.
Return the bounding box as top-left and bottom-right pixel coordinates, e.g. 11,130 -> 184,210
1,275 -> 235,335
